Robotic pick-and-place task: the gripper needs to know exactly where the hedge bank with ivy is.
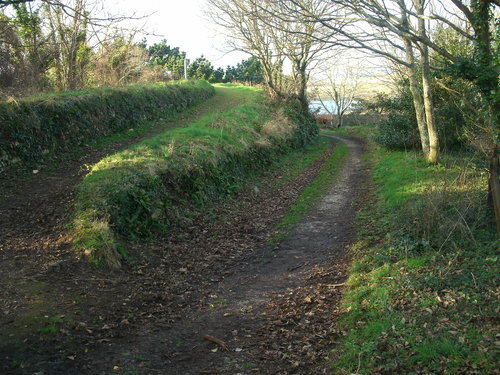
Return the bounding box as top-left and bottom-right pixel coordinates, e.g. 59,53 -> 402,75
0,80 -> 215,172
74,85 -> 318,268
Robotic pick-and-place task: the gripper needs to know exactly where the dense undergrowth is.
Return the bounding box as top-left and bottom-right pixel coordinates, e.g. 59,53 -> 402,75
327,127 -> 498,374
74,84 -> 318,268
0,80 -> 214,172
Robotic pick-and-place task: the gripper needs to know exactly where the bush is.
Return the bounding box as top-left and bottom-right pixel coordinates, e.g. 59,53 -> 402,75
282,98 -> 319,147
370,78 -> 483,153
375,113 -> 420,150
0,80 -> 215,172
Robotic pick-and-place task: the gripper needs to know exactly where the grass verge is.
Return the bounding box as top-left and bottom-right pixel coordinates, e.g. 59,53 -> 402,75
73,85 -> 318,267
330,129 -> 498,374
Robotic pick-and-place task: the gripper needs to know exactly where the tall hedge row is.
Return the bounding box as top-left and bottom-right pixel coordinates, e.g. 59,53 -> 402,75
0,80 -> 215,172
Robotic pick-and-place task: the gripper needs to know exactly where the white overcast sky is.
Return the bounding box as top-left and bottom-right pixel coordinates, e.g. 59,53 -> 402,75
109,0 -> 248,69
108,0 -> 389,78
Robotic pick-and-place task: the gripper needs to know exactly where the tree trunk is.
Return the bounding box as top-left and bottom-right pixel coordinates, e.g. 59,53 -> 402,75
415,0 -> 439,164
398,0 -> 430,157
421,53 -> 439,164
403,38 -> 430,156
488,144 -> 500,232
298,70 -> 308,113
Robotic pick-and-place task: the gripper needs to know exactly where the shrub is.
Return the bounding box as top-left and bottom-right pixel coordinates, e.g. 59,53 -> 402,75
374,113 -> 420,151
281,98 -> 319,147
0,80 -> 214,172
370,78 -> 486,153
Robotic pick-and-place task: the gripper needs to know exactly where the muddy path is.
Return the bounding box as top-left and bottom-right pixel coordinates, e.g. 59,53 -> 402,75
0,134 -> 368,375
74,135 -> 368,375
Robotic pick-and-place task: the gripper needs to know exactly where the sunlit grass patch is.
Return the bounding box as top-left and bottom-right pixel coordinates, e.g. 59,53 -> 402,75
329,127 -> 498,374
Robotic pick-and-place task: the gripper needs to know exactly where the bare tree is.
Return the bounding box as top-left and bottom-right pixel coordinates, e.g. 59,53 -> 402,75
266,0 -> 332,110
45,0 -> 90,90
397,0 -> 429,155
312,58 -> 360,128
295,0 -> 498,162
285,0 -> 447,162
208,0 -> 285,98
90,33 -> 149,86
414,0 -> 439,163
207,0 -> 332,109
0,0 -> 151,92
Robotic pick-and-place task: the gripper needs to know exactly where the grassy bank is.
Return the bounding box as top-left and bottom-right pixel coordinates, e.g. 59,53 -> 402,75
0,80 -> 214,172
74,85 -> 318,267
330,127 -> 498,374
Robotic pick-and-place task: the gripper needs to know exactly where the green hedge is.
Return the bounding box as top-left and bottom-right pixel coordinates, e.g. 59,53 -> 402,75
73,86 -> 318,268
0,80 -> 215,172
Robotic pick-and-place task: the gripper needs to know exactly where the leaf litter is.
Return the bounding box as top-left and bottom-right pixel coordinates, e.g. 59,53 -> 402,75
0,135 -> 368,375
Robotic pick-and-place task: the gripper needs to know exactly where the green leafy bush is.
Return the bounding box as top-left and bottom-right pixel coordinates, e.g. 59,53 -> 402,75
0,80 -> 214,172
73,85 -> 319,267
369,91 -> 420,151
370,78 -> 482,153
374,113 -> 420,151
282,98 -> 319,147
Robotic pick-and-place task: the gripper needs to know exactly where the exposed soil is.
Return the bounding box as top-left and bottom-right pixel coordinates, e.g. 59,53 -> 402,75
0,132 -> 368,375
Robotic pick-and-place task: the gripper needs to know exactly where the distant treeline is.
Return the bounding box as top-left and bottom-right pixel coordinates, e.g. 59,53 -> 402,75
0,2 -> 263,97
143,39 -> 263,85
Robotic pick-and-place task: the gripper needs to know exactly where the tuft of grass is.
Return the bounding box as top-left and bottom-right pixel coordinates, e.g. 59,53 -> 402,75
330,128 -> 498,374
38,316 -> 64,335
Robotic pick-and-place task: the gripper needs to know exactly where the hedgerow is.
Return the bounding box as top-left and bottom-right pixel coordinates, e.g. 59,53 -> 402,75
0,80 -> 214,172
73,86 -> 319,268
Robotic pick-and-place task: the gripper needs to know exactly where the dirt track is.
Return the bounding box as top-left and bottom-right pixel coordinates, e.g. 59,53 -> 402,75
0,134 -> 367,375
